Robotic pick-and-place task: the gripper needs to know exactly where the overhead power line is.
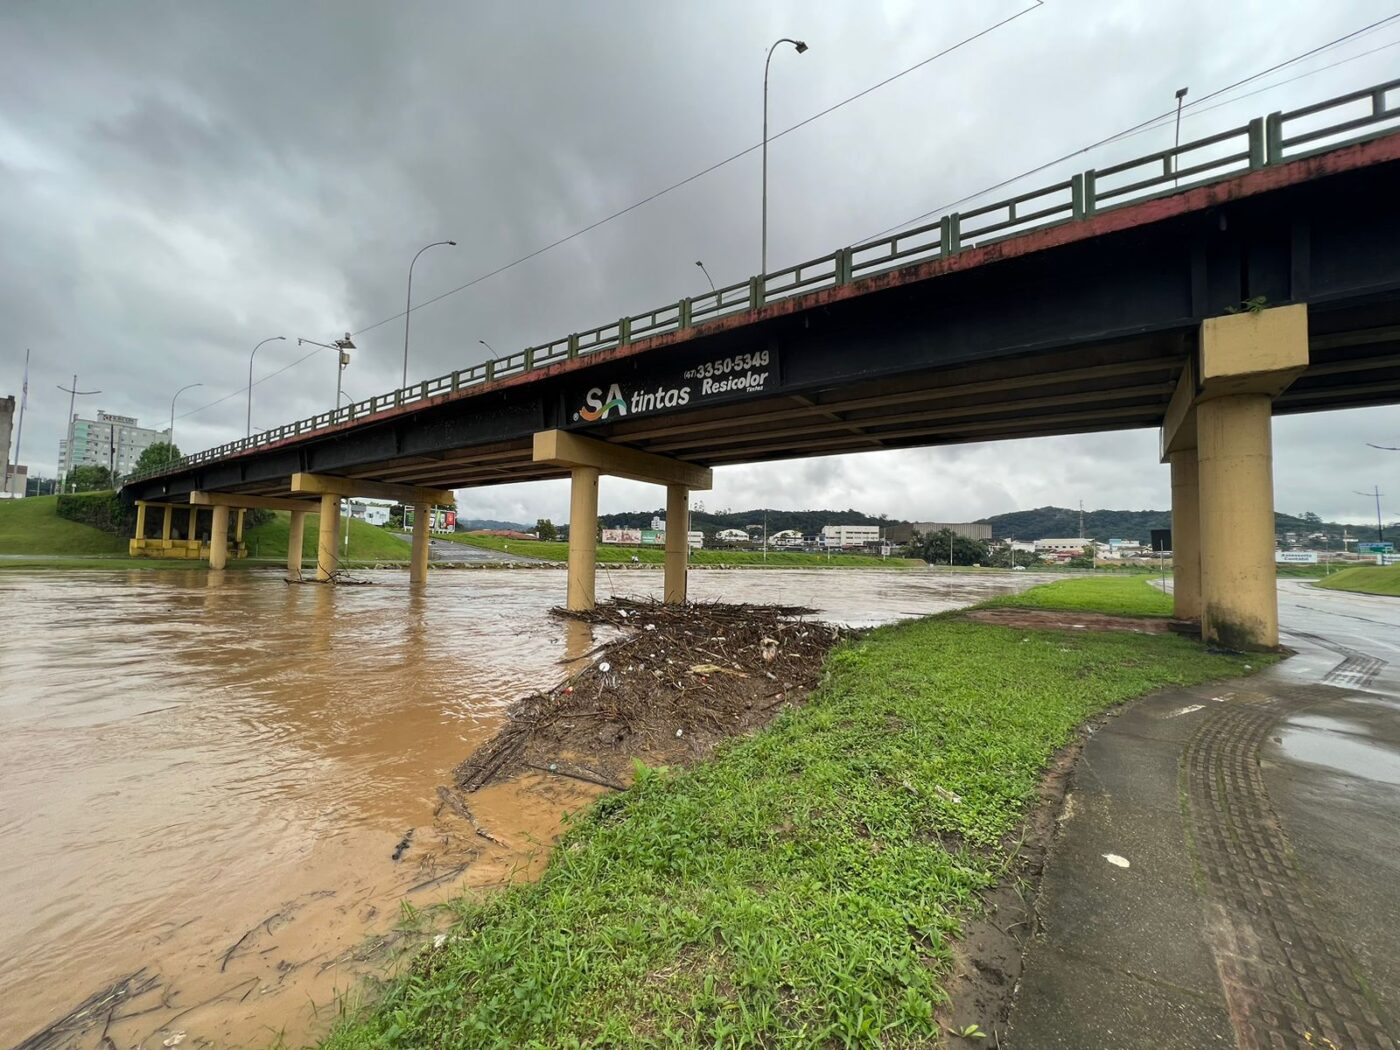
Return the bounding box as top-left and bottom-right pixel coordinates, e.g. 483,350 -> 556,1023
860,10 -> 1400,240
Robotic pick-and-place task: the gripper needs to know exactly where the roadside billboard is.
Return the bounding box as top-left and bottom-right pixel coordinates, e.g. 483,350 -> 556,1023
1275,551 -> 1319,564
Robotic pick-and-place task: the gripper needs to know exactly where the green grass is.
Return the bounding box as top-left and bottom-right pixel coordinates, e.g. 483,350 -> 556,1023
440,533 -> 923,568
1313,563 -> 1400,597
0,495 -> 129,556
320,606 -> 1257,1049
982,574 -> 1174,618
244,511 -> 412,561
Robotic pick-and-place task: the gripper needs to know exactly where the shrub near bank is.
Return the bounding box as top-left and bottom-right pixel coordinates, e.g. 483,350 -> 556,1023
321,580 -> 1256,1049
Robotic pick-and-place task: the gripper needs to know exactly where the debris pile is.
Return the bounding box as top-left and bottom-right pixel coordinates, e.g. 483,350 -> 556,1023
451,598 -> 845,794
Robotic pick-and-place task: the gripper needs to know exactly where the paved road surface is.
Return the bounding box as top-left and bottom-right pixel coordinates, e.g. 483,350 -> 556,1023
394,534 -> 550,564
1007,581 -> 1399,1049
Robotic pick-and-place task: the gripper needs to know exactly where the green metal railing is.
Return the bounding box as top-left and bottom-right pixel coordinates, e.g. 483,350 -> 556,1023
126,78 -> 1400,485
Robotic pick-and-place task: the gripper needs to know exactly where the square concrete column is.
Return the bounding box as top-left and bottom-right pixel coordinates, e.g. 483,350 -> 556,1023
316,493 -> 340,582
287,510 -> 307,581
161,505 -> 173,544
1198,393 -> 1278,650
664,483 -> 689,604
235,508 -> 246,545
410,502 -> 431,584
567,466 -> 599,611
1168,448 -> 1201,622
134,502 -> 148,540
209,504 -> 230,570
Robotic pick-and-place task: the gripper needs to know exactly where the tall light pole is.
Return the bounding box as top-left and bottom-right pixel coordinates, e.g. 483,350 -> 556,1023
1355,486 -> 1385,543
695,260 -> 716,291
1173,86 -> 1189,186
247,336 -> 286,438
478,338 -> 497,357
168,382 -> 202,459
56,374 -> 101,484
762,37 -> 808,293
402,240 -> 456,387
297,334 -> 355,412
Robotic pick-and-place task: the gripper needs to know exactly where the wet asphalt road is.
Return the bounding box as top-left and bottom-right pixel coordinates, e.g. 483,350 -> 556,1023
1007,581 -> 1400,1049
394,534 -> 548,563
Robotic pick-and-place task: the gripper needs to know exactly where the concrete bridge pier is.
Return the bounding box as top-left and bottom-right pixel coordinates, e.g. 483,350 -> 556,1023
410,502 -> 431,585
287,510 -> 307,581
315,494 -> 340,582
209,504 -> 230,570
535,430 -> 713,612
1162,305 -> 1308,650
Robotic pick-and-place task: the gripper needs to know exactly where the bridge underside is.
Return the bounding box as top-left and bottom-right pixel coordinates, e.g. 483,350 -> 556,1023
122,131 -> 1400,645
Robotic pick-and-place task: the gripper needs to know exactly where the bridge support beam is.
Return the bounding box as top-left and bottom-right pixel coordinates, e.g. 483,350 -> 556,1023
1163,305 -> 1308,650
287,510 -> 307,581
134,502 -> 148,542
161,505 -> 173,545
1168,449 -> 1201,621
535,430 -> 713,612
664,484 -> 690,604
210,504 -> 230,570
316,494 -> 340,582
568,467 -> 599,611
410,502 -> 431,585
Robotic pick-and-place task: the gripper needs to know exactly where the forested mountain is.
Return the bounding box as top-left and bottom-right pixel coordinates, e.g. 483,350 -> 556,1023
978,505 -> 1390,545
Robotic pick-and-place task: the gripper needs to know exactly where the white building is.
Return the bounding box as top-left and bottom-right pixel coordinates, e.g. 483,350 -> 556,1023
769,529 -> 805,548
1034,537 -> 1094,558
716,528 -> 750,544
821,524 -> 881,549
60,410 -> 169,480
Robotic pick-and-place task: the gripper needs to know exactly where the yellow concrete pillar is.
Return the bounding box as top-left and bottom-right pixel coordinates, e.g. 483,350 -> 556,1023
410,502 -> 431,584
209,504 -> 230,570
1198,393 -> 1278,650
235,508 -> 246,544
161,505 -> 173,544
1168,449 -> 1201,622
287,510 -> 307,581
134,502 -> 148,541
664,483 -> 689,604
567,466 -> 599,611
316,493 -> 340,582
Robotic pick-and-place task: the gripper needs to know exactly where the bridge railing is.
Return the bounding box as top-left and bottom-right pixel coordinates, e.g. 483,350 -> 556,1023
125,77 -> 1400,486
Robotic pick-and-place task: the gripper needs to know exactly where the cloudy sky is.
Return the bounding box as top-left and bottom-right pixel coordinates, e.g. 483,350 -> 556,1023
2,0 -> 1397,525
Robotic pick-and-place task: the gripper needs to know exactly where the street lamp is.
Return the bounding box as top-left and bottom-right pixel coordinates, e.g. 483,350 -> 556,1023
479,338 -> 497,357
762,37 -> 808,292
169,382 -> 202,458
695,260 -> 716,291
56,374 -> 101,484
247,336 -> 286,438
1173,86 -> 1189,186
297,334 -> 356,412
402,240 -> 457,387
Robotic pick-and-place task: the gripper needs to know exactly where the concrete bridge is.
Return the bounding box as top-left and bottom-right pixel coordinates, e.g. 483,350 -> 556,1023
124,79 -> 1400,650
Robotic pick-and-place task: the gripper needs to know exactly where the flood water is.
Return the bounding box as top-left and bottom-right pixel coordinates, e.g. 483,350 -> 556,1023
0,567 -> 1038,1049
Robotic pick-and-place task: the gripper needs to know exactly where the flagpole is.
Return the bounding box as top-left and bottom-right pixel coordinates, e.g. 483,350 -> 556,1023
4,349 -> 26,497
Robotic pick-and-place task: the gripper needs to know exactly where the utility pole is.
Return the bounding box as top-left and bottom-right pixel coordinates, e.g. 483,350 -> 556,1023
3,349 -> 27,496
56,374 -> 101,484
1355,486 -> 1385,543
1079,499 -> 1086,540
1172,86 -> 1189,187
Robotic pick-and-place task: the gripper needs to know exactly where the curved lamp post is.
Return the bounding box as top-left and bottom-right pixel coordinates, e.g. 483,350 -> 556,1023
402,240 -> 456,387
695,260 -> 716,291
169,382 -> 202,456
762,37 -> 807,288
247,336 -> 286,438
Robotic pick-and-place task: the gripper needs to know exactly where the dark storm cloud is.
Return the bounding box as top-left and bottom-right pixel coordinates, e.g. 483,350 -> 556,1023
1,0 -> 1396,524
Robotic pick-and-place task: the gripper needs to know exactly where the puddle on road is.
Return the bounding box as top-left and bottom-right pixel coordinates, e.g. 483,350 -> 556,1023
1278,714 -> 1400,787
0,567 -> 1037,1048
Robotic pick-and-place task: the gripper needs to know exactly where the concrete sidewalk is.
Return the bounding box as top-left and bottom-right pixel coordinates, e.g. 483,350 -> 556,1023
1006,586 -> 1400,1049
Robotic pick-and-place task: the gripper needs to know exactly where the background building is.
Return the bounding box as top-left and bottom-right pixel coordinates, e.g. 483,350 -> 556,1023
821,524 -> 882,549
884,521 -> 992,544
59,410 -> 169,480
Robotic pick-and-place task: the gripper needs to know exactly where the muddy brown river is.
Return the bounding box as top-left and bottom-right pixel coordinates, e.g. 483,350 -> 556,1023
0,567 -> 1039,1049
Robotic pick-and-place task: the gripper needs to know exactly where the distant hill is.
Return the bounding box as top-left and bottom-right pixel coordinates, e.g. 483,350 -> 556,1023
978,505 -> 1390,545
598,507 -> 901,536
458,517 -> 533,532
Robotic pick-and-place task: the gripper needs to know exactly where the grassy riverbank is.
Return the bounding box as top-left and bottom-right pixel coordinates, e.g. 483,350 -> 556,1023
983,574 -> 1174,617
321,578 -> 1258,1049
1313,563 -> 1400,597
439,532 -> 923,568
0,499 -> 409,568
